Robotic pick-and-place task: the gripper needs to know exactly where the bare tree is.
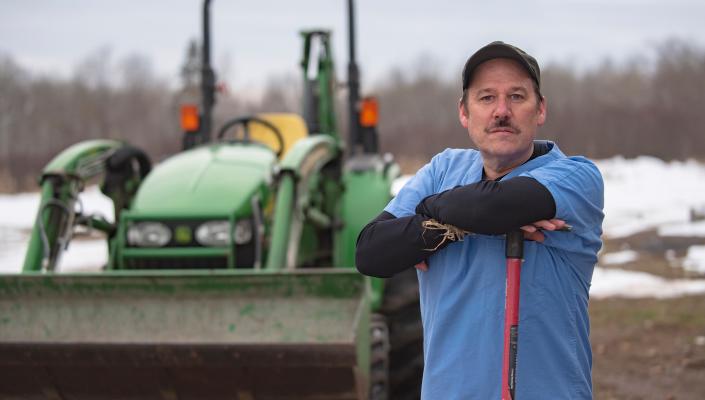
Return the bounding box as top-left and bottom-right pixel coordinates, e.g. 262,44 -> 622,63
3,38 -> 705,191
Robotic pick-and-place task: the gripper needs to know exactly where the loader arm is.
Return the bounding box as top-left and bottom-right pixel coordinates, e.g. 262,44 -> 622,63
23,140 -> 128,272
266,135 -> 339,270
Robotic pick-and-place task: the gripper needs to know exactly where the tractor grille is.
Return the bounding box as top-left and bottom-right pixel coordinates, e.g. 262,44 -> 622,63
123,218 -> 258,269
124,257 -> 228,269
126,220 -> 207,248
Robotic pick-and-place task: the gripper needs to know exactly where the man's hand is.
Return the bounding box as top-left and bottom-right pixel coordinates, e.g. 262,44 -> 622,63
520,218 -> 567,242
415,261 -> 429,272
415,218 -> 567,272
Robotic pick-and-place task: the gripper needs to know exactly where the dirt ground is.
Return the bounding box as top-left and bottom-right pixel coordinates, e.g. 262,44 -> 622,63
592,231 -> 705,400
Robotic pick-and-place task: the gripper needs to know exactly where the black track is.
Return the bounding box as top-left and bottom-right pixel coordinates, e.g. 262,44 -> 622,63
378,268 -> 424,399
369,313 -> 390,400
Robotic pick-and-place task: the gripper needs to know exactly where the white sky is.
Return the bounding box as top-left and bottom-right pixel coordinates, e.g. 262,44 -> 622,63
2,0 -> 705,92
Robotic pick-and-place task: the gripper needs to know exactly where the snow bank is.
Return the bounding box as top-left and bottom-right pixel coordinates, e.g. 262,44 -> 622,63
591,267 -> 705,299
600,250 -> 639,265
58,240 -> 107,272
683,245 -> 705,274
0,227 -> 28,273
0,233 -> 106,273
0,186 -> 112,273
659,220 -> 705,237
596,157 -> 705,238
0,192 -> 40,229
0,186 -> 114,230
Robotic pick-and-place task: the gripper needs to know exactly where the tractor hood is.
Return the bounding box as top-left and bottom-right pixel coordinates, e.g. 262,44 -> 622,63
130,144 -> 277,217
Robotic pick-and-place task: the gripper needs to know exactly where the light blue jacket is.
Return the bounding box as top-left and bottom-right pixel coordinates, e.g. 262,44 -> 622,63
385,142 -> 604,399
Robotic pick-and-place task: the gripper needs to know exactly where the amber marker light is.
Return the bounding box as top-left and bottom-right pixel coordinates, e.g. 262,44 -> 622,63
180,104 -> 200,132
359,97 -> 379,128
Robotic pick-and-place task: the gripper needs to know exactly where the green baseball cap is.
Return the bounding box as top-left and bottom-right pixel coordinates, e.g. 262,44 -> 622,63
462,41 -> 541,91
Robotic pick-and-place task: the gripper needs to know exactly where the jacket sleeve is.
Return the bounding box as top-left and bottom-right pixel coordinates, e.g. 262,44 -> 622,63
415,176 -> 556,234
355,211 -> 448,278
520,157 -> 605,264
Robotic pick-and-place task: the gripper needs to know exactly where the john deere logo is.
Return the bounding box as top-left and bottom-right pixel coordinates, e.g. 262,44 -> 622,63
174,225 -> 192,244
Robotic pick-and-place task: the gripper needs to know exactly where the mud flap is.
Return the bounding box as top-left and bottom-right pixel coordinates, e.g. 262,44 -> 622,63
0,269 -> 370,400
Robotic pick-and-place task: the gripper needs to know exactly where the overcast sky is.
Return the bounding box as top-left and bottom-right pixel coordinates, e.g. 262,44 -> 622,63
2,0 -> 705,93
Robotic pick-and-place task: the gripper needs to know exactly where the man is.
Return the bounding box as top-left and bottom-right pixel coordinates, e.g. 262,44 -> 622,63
356,41 -> 604,399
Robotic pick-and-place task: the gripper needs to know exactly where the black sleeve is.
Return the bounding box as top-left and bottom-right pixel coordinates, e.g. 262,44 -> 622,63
355,211 -> 447,278
415,176 -> 556,235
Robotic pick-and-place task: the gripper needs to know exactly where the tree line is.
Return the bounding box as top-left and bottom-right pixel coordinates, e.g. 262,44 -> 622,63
375,39 -> 705,167
1,38 -> 704,191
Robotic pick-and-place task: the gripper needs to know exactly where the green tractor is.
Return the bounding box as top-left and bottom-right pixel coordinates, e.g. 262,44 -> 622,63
0,1 -> 423,399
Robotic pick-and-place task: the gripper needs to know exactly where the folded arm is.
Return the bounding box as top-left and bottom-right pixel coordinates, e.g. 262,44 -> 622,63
355,211 -> 448,278
415,176 -> 556,234
356,176 -> 557,278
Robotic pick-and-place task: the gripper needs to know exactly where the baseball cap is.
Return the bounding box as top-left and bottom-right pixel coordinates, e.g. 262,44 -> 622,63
461,41 -> 541,91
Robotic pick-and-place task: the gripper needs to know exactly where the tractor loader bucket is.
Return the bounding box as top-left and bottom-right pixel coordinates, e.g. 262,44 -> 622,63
0,269 -> 370,400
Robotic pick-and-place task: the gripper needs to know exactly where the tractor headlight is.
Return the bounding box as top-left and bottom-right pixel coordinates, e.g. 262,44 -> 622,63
195,220 -> 230,247
127,222 -> 172,247
233,219 -> 253,245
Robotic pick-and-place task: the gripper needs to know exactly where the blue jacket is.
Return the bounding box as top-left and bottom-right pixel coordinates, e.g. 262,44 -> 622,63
385,142 -> 604,399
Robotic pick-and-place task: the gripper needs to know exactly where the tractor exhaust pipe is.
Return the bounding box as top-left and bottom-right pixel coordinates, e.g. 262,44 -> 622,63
200,0 -> 216,144
347,0 -> 361,156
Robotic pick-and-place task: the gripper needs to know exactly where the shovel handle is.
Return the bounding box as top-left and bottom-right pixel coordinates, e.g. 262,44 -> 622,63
502,230 -> 524,400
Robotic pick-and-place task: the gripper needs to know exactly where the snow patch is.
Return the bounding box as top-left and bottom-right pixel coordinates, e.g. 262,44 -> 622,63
0,232 -> 106,273
0,227 -> 28,273
0,186 -> 114,230
0,185 -> 112,273
600,250 -> 639,265
659,220 -> 705,237
682,245 -> 705,274
591,267 -> 705,299
58,240 -> 108,273
596,156 -> 705,238
0,192 -> 40,229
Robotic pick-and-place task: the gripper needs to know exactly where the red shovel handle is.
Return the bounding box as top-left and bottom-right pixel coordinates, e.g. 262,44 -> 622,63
502,230 -> 524,400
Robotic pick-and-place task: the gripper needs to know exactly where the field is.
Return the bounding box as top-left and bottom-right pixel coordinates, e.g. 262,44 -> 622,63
593,228 -> 705,399
592,294 -> 705,400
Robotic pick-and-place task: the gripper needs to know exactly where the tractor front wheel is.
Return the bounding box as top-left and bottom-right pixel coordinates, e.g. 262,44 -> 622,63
380,267 -> 424,400
369,313 -> 390,400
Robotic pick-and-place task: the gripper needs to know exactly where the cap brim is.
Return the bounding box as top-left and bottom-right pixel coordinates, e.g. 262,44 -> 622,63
462,43 -> 538,90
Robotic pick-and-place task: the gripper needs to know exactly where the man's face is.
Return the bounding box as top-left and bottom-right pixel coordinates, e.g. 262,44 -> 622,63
459,58 -> 546,162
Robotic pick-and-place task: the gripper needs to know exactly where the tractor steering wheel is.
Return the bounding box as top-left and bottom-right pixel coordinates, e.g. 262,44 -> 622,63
216,116 -> 285,158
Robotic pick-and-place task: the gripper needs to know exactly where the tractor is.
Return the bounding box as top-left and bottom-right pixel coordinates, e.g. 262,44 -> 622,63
0,1 -> 423,399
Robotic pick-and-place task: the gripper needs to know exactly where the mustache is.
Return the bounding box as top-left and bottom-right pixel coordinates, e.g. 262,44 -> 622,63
485,117 -> 521,134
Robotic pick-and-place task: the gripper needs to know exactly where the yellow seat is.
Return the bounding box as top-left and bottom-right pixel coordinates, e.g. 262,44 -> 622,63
250,113 -> 309,158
